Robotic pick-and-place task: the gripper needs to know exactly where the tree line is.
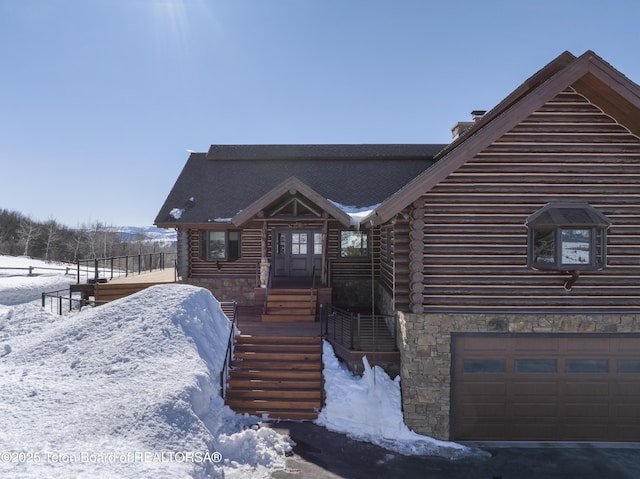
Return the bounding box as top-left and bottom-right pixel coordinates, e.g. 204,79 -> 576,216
0,209 -> 175,263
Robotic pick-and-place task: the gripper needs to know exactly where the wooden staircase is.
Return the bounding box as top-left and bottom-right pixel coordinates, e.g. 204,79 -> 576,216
225,335 -> 323,420
262,288 -> 317,322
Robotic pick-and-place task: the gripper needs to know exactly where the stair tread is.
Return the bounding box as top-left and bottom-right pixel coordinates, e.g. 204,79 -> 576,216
226,390 -> 321,399
231,361 -> 320,370
228,381 -> 323,390
226,399 -> 322,410
226,326 -> 324,421
230,371 -> 321,380
232,409 -> 319,420
235,343 -> 319,350
236,335 -> 320,342
261,315 -> 316,322
235,352 -> 320,359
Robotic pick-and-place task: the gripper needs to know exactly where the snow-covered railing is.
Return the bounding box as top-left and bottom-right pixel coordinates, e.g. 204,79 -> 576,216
325,307 -> 398,352
219,300 -> 238,399
76,253 -> 177,283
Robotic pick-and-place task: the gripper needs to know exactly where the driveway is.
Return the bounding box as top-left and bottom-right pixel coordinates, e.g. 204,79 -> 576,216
264,421 -> 640,479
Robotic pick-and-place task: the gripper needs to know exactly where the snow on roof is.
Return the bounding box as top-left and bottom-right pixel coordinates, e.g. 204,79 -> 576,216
329,200 -> 380,228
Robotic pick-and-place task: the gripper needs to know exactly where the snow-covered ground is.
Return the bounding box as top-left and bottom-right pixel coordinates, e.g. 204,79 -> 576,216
0,255 -> 77,306
0,254 -> 479,478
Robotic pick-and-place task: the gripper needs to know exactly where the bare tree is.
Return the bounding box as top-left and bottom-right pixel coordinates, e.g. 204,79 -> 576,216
42,218 -> 59,261
19,219 -> 37,257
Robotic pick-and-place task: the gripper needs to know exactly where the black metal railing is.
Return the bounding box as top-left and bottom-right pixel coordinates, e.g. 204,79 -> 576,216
219,300 -> 238,400
309,264 -> 316,315
42,289 -> 88,315
76,253 -> 177,283
318,303 -> 326,408
325,306 -> 398,352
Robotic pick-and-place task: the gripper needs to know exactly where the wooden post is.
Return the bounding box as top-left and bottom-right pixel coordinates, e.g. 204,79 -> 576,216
321,219 -> 328,286
408,200 -> 425,314
261,222 -> 267,259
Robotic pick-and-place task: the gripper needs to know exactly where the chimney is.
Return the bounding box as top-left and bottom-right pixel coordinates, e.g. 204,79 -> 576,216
451,110 -> 487,140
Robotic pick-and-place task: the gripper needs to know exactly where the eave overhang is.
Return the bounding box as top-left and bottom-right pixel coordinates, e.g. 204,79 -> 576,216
364,50 -> 640,227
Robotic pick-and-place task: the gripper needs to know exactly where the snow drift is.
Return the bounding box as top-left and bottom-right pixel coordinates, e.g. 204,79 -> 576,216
0,284 -> 292,478
317,341 -> 481,460
0,254 -> 481,478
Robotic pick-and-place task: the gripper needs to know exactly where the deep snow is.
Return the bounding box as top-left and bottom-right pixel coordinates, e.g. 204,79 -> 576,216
0,255 -> 478,478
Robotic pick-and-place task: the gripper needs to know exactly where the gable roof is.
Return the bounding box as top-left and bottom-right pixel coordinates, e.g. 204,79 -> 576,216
231,176 -> 353,227
155,144 -> 445,227
365,50 -> 640,226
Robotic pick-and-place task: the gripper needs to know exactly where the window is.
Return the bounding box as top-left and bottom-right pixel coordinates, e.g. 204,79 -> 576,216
515,359 -> 557,373
199,230 -> 241,261
463,359 -> 505,373
313,233 -> 323,255
617,359 -> 640,373
526,203 -> 611,270
340,231 -> 369,257
566,359 -> 608,373
291,232 -> 307,255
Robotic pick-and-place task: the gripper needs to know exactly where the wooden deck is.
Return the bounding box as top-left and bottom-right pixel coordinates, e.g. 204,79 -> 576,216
236,306 -> 322,337
108,268 -> 177,284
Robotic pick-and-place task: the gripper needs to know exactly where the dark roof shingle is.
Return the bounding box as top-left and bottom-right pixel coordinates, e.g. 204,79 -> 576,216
155,144 -> 445,226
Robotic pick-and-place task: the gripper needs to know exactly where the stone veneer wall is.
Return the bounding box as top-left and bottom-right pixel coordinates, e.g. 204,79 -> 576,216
187,277 -> 256,305
397,310 -> 640,440
373,281 -> 395,317
331,278 -> 372,310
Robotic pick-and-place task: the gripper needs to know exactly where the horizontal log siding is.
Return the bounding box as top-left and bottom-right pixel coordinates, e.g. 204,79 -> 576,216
421,88 -> 640,312
389,214 -> 411,311
189,227 -> 262,278
379,225 -> 394,292
188,220 -> 382,283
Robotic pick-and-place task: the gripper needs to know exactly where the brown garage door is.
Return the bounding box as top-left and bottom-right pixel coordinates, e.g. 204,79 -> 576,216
452,333 -> 640,441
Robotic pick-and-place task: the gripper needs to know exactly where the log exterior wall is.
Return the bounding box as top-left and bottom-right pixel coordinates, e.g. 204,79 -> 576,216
399,87 -> 640,440
420,88 -> 640,312
181,220 -> 381,307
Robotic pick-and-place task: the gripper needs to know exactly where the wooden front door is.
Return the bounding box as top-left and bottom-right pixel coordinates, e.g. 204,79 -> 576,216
273,230 -> 322,278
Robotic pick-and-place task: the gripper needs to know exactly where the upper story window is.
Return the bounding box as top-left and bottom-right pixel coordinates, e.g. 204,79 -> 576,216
340,231 -> 369,258
526,203 -> 611,271
199,230 -> 241,261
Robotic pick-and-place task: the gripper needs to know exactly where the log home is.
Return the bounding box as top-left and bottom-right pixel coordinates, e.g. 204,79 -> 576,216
156,50 -> 640,442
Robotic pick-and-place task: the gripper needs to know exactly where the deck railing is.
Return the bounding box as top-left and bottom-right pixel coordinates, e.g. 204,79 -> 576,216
76,253 -> 177,283
324,306 -> 398,352
42,288 -> 87,315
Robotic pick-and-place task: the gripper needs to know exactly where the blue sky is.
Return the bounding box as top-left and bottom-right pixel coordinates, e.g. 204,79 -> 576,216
1,0 -> 639,227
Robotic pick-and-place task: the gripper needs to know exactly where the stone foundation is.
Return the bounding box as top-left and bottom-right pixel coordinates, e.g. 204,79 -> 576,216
187,277 -> 256,305
397,311 -> 640,440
